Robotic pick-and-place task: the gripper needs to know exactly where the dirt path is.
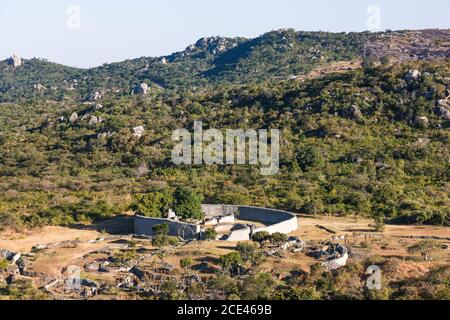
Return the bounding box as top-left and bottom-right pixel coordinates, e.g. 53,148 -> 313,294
0,226 -> 101,253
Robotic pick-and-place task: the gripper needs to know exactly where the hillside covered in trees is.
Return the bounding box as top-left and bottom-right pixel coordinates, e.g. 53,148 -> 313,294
0,43 -> 449,229
0,29 -> 449,102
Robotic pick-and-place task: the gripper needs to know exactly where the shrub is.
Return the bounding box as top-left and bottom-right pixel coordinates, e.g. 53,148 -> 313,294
0,258 -> 9,271
152,223 -> 169,236
270,232 -> 288,246
180,258 -> 194,270
252,231 -> 270,246
236,242 -> 258,262
152,235 -> 179,247
219,252 -> 244,275
204,228 -> 218,241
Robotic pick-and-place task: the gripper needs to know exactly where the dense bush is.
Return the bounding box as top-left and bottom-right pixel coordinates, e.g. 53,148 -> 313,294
0,59 -> 449,229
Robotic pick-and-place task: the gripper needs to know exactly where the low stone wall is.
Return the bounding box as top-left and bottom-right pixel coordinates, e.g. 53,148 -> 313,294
134,216 -> 201,240
322,253 -> 349,270
226,227 -> 252,241
238,206 -> 297,231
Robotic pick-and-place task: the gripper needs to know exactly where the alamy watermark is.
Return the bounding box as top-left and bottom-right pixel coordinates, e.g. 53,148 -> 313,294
65,265 -> 81,290
66,5 -> 81,31
366,265 -> 382,290
171,121 -> 280,176
366,5 -> 382,32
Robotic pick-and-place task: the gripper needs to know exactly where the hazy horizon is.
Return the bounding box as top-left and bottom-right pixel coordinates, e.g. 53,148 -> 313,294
1,0 -> 449,68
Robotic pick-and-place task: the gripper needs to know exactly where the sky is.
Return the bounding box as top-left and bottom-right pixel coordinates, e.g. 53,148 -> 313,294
0,0 -> 449,68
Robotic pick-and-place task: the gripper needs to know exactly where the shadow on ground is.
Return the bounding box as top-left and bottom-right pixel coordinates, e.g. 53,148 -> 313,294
69,215 -> 134,235
192,256 -> 221,274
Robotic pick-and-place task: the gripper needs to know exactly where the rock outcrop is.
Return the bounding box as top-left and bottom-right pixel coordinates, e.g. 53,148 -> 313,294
132,83 -> 148,95
349,105 -> 363,120
88,92 -> 102,101
415,116 -> 429,128
322,252 -> 349,271
88,115 -> 104,126
97,131 -> 114,139
404,69 -> 421,82
69,112 -> 78,123
184,36 -> 240,56
436,107 -> 450,120
436,99 -> 450,120
8,54 -> 22,67
133,126 -> 145,138
33,83 -> 46,92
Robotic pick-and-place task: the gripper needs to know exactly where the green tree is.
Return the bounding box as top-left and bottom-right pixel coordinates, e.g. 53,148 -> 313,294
241,273 -> 277,300
130,189 -> 174,218
370,214 -> 385,233
219,252 -> 244,275
160,279 -> 186,300
295,145 -> 322,171
252,231 -> 270,247
173,187 -> 204,222
236,242 -> 258,262
270,233 -> 288,246
275,285 -> 321,300
407,240 -> 440,261
152,235 -> 179,248
152,223 -> 169,236
204,228 -> 218,241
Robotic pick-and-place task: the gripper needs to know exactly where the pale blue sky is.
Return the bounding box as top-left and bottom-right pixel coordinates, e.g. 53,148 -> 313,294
0,0 -> 448,68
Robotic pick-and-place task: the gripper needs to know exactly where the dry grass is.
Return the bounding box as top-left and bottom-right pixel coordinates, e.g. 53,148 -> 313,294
1,215 -> 448,283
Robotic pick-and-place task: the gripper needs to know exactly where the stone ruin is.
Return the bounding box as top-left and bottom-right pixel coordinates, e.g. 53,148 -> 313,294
307,243 -> 349,271
135,205 -> 299,242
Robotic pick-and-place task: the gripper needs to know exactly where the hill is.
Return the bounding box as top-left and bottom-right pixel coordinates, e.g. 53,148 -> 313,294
0,57 -> 449,229
0,29 -> 449,102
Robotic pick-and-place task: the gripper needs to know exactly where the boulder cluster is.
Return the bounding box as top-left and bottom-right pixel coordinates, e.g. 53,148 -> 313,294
435,98 -> 450,120
186,36 -> 239,56
67,112 -> 104,126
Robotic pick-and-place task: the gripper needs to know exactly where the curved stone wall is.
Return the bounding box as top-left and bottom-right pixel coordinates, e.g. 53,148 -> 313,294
134,216 -> 201,240
202,204 -> 238,217
134,205 -> 298,241
202,205 -> 298,241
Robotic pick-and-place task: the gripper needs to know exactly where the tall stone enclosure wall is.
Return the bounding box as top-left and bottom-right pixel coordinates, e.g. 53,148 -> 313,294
134,216 -> 200,240
202,205 -> 298,241
135,205 -> 298,241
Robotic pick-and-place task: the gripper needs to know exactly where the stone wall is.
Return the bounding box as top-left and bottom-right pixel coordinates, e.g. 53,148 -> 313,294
134,216 -> 201,240
322,253 -> 349,270
135,205 -> 298,241
218,214 -> 235,224
203,205 -> 298,241
226,227 -> 253,241
202,204 -> 238,217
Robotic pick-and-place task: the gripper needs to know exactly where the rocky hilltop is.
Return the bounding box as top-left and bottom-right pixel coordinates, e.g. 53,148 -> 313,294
0,29 -> 448,103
